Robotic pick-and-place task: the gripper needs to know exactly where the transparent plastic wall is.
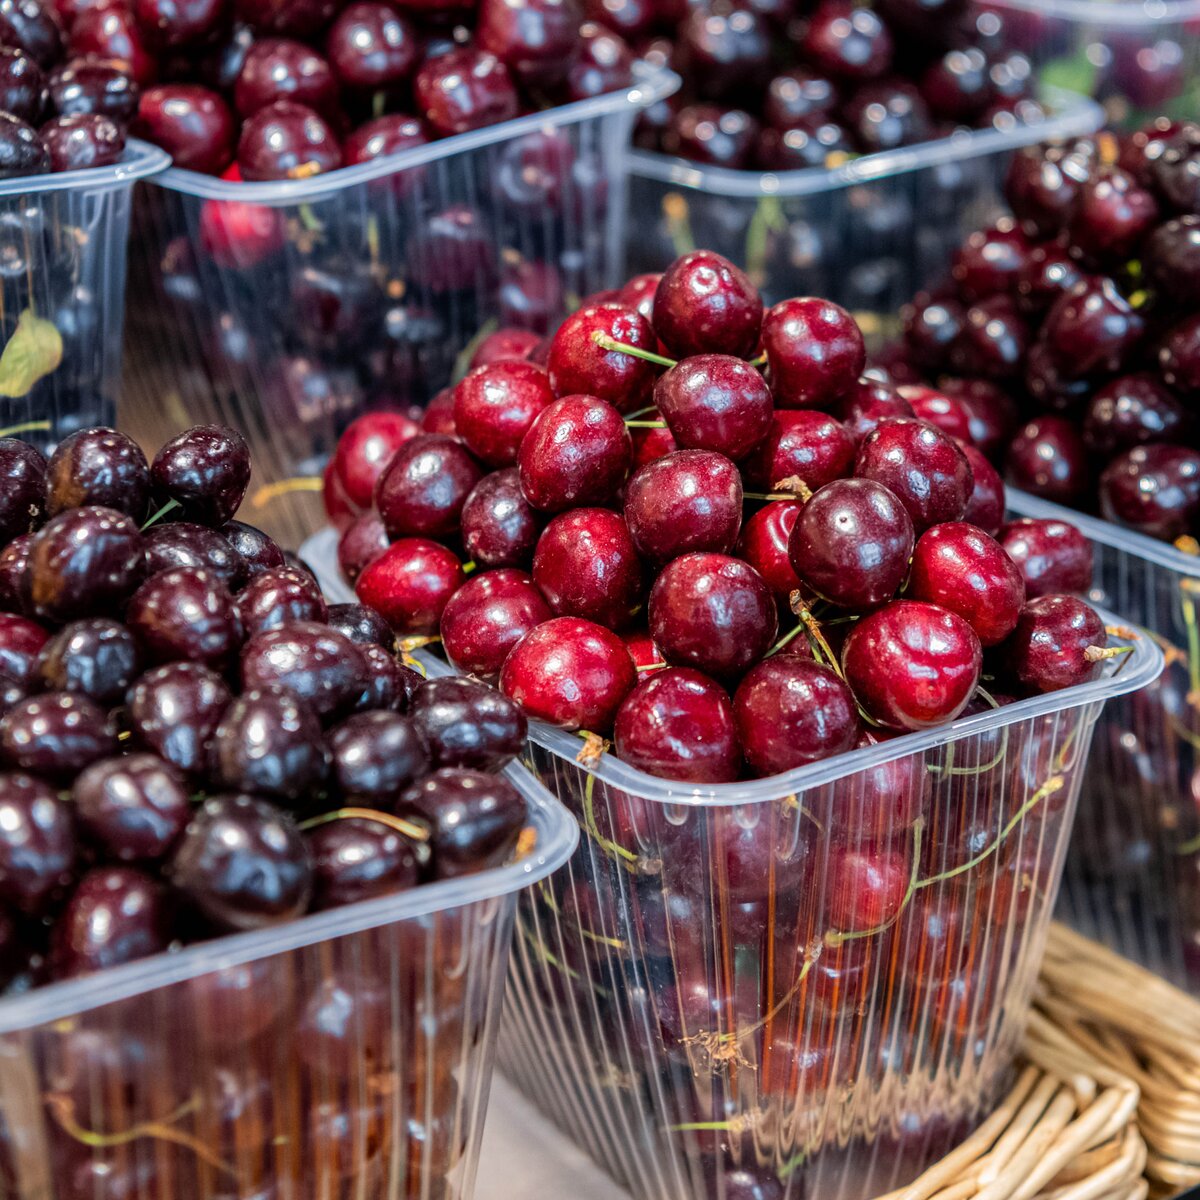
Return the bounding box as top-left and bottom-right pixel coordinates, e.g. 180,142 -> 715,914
0,766 -> 575,1200
0,142 -> 167,448
624,89 -> 1102,313
120,68 -> 677,550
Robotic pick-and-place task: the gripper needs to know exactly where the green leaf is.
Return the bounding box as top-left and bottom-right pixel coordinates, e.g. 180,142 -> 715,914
0,309 -> 63,398
1039,50 -> 1098,99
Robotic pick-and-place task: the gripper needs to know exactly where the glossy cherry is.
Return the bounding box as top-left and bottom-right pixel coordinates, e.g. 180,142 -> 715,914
652,250 -> 762,360
414,47 -> 518,137
240,622 -> 367,723
547,303 -> 659,413
653,354 -> 772,461
355,538 -> 464,634
1099,444 -> 1200,540
1001,594 -> 1107,694
152,425 -> 251,526
1004,416 -> 1089,506
453,361 -> 555,467
237,100 -> 341,180
440,568 -> 551,680
133,84 -> 235,173
518,395 -> 631,512
126,661 -> 232,776
762,297 -> 865,409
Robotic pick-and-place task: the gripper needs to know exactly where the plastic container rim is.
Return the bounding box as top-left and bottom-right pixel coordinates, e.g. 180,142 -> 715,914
146,63 -> 680,205
0,138 -> 170,198
982,0 -> 1200,24
0,763 -> 577,1033
1006,488 -> 1200,577
626,86 -> 1103,199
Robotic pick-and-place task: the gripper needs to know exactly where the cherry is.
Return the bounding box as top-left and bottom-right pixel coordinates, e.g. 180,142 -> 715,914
133,0 -> 227,48
70,5 -> 154,83
564,20 -> 633,99
400,767 -> 525,878
1069,167 -> 1159,266
453,360 -> 555,467
337,512 -> 388,585
789,477 -> 913,610
1001,594 -> 1106,694
1099,444 -> 1200,540
652,250 -> 762,360
414,47 -> 518,137
953,296 -> 1027,380
0,0 -> 60,68
328,709 -> 426,802
1147,123 -> 1200,214
547,303 -> 658,413
942,378 -> 1017,461
478,0 -> 582,89
51,866 -> 172,978
997,518 -> 1092,599
648,552 -> 777,679
355,643 -> 416,712
132,84 -> 235,173
908,521 -> 1024,647
762,297 -> 865,409
662,102 -> 759,169
143,522 -> 246,590
330,411 -> 419,514
234,36 -> 337,118
532,507 -> 643,629
240,622 -> 367,723
0,772 -> 74,914
460,469 -> 540,568
920,47 -> 989,120
616,272 -> 661,322
234,0 -> 340,37
0,45 -> 40,124
0,110 -> 45,175
842,600 -> 982,730
409,676 -> 526,771
827,727 -> 927,841
0,691 -> 117,780
842,79 -> 932,153
838,379 -> 914,445
518,395 -> 631,512
1083,373 -> 1187,458
0,534 -> 34,616
733,657 -> 858,776
961,443 -> 1004,536
0,611 -> 46,690
470,327 -> 541,369
951,220 -> 1031,302
126,662 -> 231,776
1040,276 -> 1145,378
0,438 -> 44,545
36,618 -> 141,705
308,815 -> 420,909
374,434 -> 483,541
355,538 -> 464,634
126,566 -> 242,669
237,100 -> 341,180
897,385 -> 972,444
325,603 -> 394,653
613,666 -> 740,783
73,753 -> 190,864
169,793 -> 310,931
653,354 -> 772,461
499,615 -> 636,731
825,843 -> 910,931
440,568 -> 551,679
737,499 -> 802,600
342,112 -> 428,182
1015,243 -> 1085,316
801,0 -> 892,82
1145,216 -> 1200,306
1004,416 -> 1089,506
326,3 -> 417,91
1159,313 -> 1200,394
30,506 -> 143,623
904,294 -> 965,370
764,66 -> 836,127
152,425 -> 250,526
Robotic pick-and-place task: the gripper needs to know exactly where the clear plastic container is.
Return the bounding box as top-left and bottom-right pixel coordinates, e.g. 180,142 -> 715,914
0,763 -> 576,1200
119,67 -> 678,550
1005,488 -> 1200,994
0,140 -> 169,448
299,528 -> 1162,1200
971,0 -> 1200,125
624,87 -> 1102,314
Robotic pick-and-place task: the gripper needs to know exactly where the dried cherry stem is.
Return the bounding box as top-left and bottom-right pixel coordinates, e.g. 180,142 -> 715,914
251,477 -> 323,508
590,331 -> 677,369
140,498 -> 181,531
517,917 -> 583,982
772,476 -> 813,501
1083,645 -> 1132,663
788,594 -> 843,680
537,881 -> 628,950
744,491 -> 803,502
298,807 -> 431,847
0,419 -> 50,438
45,1091 -> 235,1176
400,634 -> 440,654
635,661 -> 667,672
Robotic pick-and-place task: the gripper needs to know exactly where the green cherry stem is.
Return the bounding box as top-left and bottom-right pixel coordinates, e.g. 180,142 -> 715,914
590,331 -> 677,368
140,498 -> 181,531
624,420 -> 667,429
0,419 -> 51,439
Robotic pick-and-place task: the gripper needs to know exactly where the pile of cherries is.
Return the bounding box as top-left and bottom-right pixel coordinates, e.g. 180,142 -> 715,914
632,0 -> 1044,172
8,0 -> 641,183
0,0 -> 134,176
0,419 -> 531,993
891,118 -> 1200,545
328,247 -> 1114,787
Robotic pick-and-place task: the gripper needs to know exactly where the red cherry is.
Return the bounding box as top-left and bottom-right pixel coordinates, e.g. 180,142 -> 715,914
547,303 -> 659,412
743,408 -> 854,490
374,434 -> 483,540
355,538 -> 464,634
1005,415 -> 1089,507
322,457 -> 354,529
842,600 -> 982,731
421,387 -> 457,436
452,360 -> 555,467
762,297 -> 865,409
517,395 -> 631,512
440,568 -> 552,680
648,552 -> 777,679
897,384 -> 974,443
198,194 -> 286,269
960,443 -> 1005,535
336,512 -> 389,584
624,449 -> 742,565
71,4 -> 156,84
614,666 -> 741,782
621,627 -> 664,671
997,518 -> 1093,598
652,249 -> 762,360
630,422 -> 678,470
1001,594 -> 1106,694
907,521 -> 1025,646
500,616 -> 636,732
838,377 -> 915,445
469,328 -> 541,369
653,354 -> 773,460
826,728 -> 928,842
460,469 -> 541,569
414,46 -> 518,136
733,657 -> 859,776
737,500 -> 802,600
825,844 -> 911,932
332,411 -> 420,512
133,83 -> 235,173
532,507 -> 644,629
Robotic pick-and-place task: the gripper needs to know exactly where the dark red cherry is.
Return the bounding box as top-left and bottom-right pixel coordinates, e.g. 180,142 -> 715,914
133,0 -> 227,48
951,220 -> 1031,302
1083,373 -> 1188,457
1068,167 -> 1159,266
1040,276 -> 1144,378
662,102 -> 759,169
36,618 -> 141,705
801,0 -> 892,82
1158,313 -> 1200,394
1001,594 -> 1106,694
414,47 -> 518,137
0,692 -> 117,780
941,377 -> 1017,461
825,843 -> 910,932
854,417 -> 973,532
764,66 -> 836,127
1004,143 -> 1090,239
648,552 -> 777,679
903,295 -> 965,371
738,500 -> 802,600
30,506 -> 143,623
997,518 -> 1092,598
461,469 -> 541,568
0,533 -> 34,616
614,666 -> 741,783
470,327 -> 541,369
0,110 -> 47,175
126,566 -> 241,669
500,616 -> 636,732
961,444 -> 1005,536
337,512 -> 388,585
743,409 -> 854,493
1145,216 -> 1200,306
374,434 -> 483,540
0,772 -> 74,914
518,395 -> 631,512
532,507 -> 643,629
734,657 -> 858,776
409,675 -> 526,772
326,603 -> 394,652
234,37 -> 338,118
126,662 -> 232,775
762,297 -> 865,408
788,477 -> 913,610
547,303 -> 658,413
1099,444 -> 1200,540
240,622 -> 368,723
653,354 -> 772,461
234,0 -> 340,37
842,600 -> 982,731
0,611 -> 47,692
143,522 -> 247,590
355,538 -> 464,634
326,3 -> 417,91
1147,124 -> 1200,214
152,425 -> 250,526
954,296 -> 1027,381
1004,416 -> 1089,506
73,754 -> 190,864
842,79 -> 932,153
652,250 -> 762,360
896,385 -> 972,444
478,0 -> 583,89
0,438 -> 44,546
920,47 -> 989,120
1015,243 -> 1085,316
341,112 -> 428,173
908,522 -> 1024,646
308,814 -> 420,909
0,0 -> 62,68
237,100 -> 341,180
440,568 -> 551,679
70,5 -> 154,83
453,360 -> 555,467
0,46 -> 42,124
838,379 -> 914,445
132,84 -> 234,173
329,411 -> 419,514
355,643 -> 416,712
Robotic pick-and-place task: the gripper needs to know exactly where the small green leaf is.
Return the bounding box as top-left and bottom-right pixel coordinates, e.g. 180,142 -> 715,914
0,309 -> 63,398
1039,50 -> 1098,99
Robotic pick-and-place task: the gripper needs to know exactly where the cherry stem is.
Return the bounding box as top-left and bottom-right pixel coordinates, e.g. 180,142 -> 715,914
623,404 -> 660,420
251,477 -> 324,508
767,624 -> 807,657
749,353 -> 768,368
0,419 -> 50,439
518,916 -> 583,982
298,807 -> 431,845
140,498 -> 181,531
773,475 -> 813,502
462,560 -> 478,575
590,331 -> 677,368
580,771 -> 640,870
624,420 -> 667,429
743,491 -> 798,502
1083,644 -> 1133,663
